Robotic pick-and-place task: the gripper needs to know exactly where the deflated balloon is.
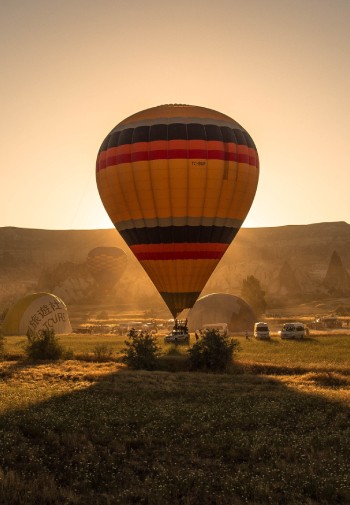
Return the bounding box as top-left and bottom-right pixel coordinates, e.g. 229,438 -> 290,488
96,104 -> 259,316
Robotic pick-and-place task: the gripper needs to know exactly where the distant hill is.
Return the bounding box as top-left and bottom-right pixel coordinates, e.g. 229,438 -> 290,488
1,222 -> 350,311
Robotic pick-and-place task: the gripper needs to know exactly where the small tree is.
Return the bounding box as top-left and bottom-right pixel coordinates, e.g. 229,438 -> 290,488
188,330 -> 239,372
26,328 -> 64,361
120,329 -> 160,370
241,275 -> 267,316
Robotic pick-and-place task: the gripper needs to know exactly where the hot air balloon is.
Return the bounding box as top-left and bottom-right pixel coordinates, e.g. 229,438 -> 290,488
96,105 -> 259,317
187,293 -> 256,333
2,292 -> 72,336
87,247 -> 127,291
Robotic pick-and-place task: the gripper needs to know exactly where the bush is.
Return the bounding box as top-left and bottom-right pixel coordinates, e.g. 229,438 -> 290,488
120,329 -> 160,370
25,328 -> 64,361
188,330 -> 239,372
93,344 -> 113,362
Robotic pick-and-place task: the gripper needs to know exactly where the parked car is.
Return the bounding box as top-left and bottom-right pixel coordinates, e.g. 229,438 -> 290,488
279,322 -> 307,339
164,328 -> 189,343
200,323 -> 228,337
254,322 -> 270,339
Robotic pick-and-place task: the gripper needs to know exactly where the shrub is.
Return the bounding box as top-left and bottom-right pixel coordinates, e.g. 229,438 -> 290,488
25,328 -> 64,361
188,329 -> 239,372
120,329 -> 160,370
93,344 -> 113,362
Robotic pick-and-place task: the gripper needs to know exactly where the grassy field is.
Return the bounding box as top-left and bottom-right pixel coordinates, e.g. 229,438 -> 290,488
1,334 -> 350,504
4,333 -> 350,371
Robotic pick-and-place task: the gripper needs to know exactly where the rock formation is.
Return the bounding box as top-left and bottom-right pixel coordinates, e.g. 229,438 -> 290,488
323,250 -> 350,294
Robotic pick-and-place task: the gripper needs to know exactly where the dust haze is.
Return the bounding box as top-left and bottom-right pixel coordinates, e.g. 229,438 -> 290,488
1,222 -> 350,323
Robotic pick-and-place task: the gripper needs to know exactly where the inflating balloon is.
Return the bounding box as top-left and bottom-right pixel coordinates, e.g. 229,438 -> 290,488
96,105 -> 259,316
2,292 -> 72,336
87,247 -> 127,291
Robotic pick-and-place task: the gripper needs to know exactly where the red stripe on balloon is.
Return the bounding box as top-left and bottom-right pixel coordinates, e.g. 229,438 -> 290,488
136,250 -> 225,260
97,149 -> 258,170
130,242 -> 228,260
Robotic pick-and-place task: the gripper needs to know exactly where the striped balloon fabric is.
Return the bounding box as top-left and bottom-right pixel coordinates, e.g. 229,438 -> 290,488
96,104 -> 259,316
87,247 -> 127,291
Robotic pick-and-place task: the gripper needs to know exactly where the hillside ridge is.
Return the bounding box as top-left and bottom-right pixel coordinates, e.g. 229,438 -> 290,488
1,222 -> 349,309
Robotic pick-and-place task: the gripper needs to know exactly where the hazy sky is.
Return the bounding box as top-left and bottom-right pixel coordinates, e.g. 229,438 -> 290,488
1,0 -> 349,230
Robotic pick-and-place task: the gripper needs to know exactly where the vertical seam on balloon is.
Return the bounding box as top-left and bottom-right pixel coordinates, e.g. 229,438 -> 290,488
130,129 -> 147,235
171,124 -> 185,303
235,133 -> 249,219
167,122 -> 175,241
142,260 -> 165,293
115,154 -> 136,233
189,248 -> 203,300
194,124 -> 210,297
159,259 -> 171,294
243,171 -> 254,219
228,165 -> 240,226
165,121 -> 174,298
200,125 -> 209,239
181,124 -> 191,307
146,125 -> 160,289
190,125 -> 208,304
210,127 -> 225,246
224,133 -> 240,229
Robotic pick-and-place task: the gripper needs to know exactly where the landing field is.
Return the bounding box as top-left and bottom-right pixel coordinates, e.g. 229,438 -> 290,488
1,334 -> 349,504
4,332 -> 350,371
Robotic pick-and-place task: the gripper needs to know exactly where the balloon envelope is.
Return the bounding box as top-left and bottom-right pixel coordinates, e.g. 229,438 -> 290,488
87,247 -> 127,290
2,292 -> 72,336
187,293 -> 256,332
96,105 -> 259,316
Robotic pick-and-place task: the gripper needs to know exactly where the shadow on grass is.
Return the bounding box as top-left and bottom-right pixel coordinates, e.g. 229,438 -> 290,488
0,360 -> 349,505
231,361 -> 350,376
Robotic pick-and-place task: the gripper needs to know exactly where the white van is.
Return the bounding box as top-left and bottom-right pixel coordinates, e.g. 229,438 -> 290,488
201,323 -> 228,337
254,322 -> 270,339
279,322 -> 306,339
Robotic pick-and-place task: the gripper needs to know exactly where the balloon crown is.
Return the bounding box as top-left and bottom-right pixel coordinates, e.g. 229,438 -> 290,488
158,103 -> 191,107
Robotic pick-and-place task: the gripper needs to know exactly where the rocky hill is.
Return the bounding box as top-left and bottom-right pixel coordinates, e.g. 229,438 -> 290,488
1,222 -> 350,312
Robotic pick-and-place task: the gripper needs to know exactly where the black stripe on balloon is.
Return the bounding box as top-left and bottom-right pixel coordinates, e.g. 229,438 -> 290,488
119,226 -> 240,246
160,291 -> 201,317
100,124 -> 256,153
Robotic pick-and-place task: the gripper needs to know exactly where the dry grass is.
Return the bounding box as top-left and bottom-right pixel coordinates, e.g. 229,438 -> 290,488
0,335 -> 350,504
